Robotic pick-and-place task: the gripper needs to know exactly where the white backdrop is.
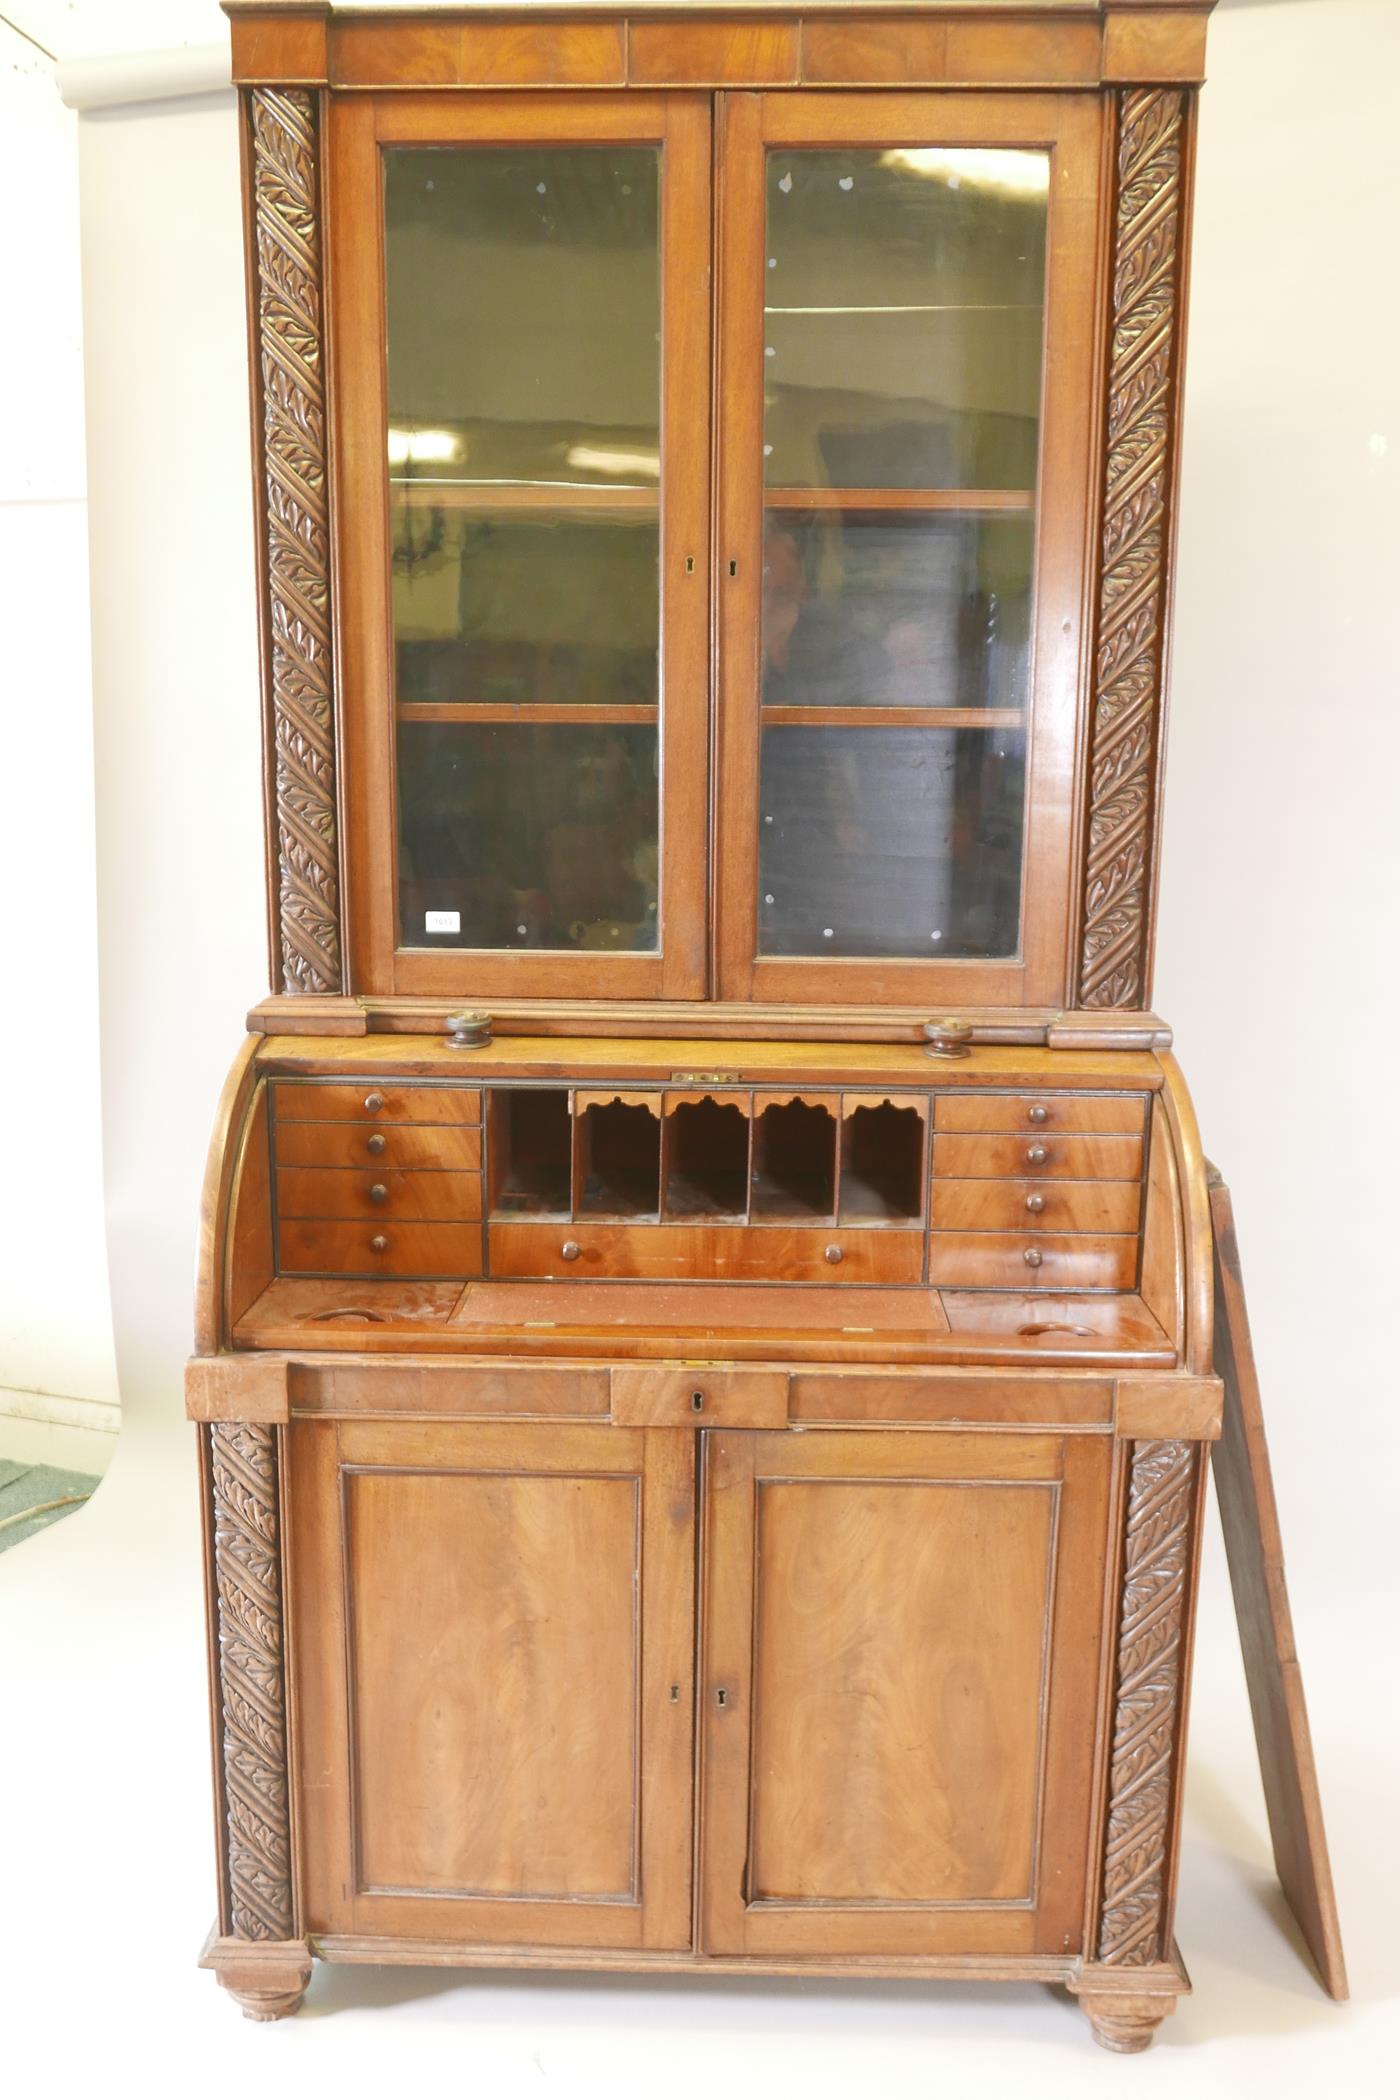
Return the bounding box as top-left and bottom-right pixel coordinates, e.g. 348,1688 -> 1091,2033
1,2 -> 1396,2093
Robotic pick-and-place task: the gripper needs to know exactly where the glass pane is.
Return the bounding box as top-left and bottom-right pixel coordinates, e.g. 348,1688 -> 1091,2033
383,145 -> 662,951
393,513 -> 658,708
758,725 -> 1025,959
398,721 -> 659,952
763,149 -> 1048,491
763,511 -> 1032,711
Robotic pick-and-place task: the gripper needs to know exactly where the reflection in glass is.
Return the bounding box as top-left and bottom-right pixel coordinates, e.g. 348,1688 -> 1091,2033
394,514 -> 659,707
398,722 -> 659,952
763,511 -> 1032,711
763,149 -> 1048,491
757,725 -> 1025,959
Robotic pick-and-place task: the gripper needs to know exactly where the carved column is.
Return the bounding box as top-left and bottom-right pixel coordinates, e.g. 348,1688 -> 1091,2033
1076,89 -> 1188,1010
204,1421 -> 309,2019
249,87 -> 341,995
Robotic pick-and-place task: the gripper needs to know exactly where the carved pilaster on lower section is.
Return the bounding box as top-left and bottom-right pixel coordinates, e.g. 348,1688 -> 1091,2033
249,85 -> 341,996
201,1928 -> 312,2022
1097,1438 -> 1197,1968
209,1421 -> 295,1945
1077,88 -> 1188,1010
1071,1955 -> 1189,2053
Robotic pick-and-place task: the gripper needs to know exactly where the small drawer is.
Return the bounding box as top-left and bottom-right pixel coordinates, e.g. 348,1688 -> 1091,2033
612,1365 -> 788,1429
275,1121 -> 482,1171
933,1092 -> 1147,1135
928,1232 -> 1138,1291
488,1223 -> 925,1285
276,1167 -> 483,1223
930,1178 -> 1142,1235
273,1082 -> 481,1125
278,1220 -> 482,1279
932,1133 -> 1144,1181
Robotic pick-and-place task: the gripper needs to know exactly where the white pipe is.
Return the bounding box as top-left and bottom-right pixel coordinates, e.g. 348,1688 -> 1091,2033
55,43 -> 230,113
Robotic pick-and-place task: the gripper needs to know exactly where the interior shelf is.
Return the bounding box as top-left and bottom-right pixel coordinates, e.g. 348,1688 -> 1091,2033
840,1101 -> 927,1223
577,1097 -> 662,1219
751,1098 -> 837,1220
663,1098 -> 750,1220
489,1088 -> 572,1217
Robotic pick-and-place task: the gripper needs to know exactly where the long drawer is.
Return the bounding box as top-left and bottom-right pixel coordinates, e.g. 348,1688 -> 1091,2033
933,1092 -> 1147,1135
930,1178 -> 1142,1234
275,1121 -> 482,1171
931,1132 -> 1144,1181
489,1222 -> 925,1285
278,1220 -> 483,1279
273,1082 -> 481,1124
928,1232 -> 1138,1291
276,1168 -> 483,1223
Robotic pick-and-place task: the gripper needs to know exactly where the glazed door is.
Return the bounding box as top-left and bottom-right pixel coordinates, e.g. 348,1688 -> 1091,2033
700,1428 -> 1112,1958
332,93 -> 711,999
289,1416 -> 695,1949
713,93 -> 1104,1005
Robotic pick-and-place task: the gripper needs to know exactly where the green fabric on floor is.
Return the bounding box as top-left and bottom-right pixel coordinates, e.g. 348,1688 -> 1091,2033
0,1461 -> 100,1553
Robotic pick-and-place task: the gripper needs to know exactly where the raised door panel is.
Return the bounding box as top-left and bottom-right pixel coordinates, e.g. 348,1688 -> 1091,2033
700,1428 -> 1112,1957
289,1416 -> 694,1948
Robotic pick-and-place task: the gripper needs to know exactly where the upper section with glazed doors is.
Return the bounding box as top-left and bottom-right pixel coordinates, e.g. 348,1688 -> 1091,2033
332,90 -> 1104,1006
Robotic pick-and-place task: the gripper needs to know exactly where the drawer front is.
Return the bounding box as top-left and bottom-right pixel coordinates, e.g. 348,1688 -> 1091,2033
278,1220 -> 483,1279
928,1232 -> 1138,1291
287,1363 -> 610,1417
275,1121 -> 482,1171
276,1168 -> 483,1223
930,1178 -> 1142,1235
612,1364 -> 789,1429
489,1223 -> 925,1285
933,1092 -> 1147,1135
931,1132 -> 1143,1181
273,1082 -> 481,1125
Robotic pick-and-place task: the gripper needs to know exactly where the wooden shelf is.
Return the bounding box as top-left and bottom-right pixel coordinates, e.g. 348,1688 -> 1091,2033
398,702 -> 659,726
762,706 -> 1026,731
392,481 -> 658,515
764,488 -> 1034,514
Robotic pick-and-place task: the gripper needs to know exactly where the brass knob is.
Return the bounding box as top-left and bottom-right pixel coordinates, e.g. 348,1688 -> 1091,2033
446,1010 -> 492,1050
1025,1193 -> 1046,1214
370,1234 -> 389,1254
560,1240 -> 581,1262
366,1132 -> 386,1155
369,1184 -> 388,1205
1026,1143 -> 1049,1166
922,1017 -> 972,1060
364,1092 -> 385,1114
1023,1246 -> 1043,1269
824,1243 -> 843,1265
1027,1104 -> 1049,1125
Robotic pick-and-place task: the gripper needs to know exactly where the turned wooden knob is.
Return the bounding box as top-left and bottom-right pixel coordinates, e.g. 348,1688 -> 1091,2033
922,1018 -> 972,1060
366,1132 -> 386,1155
560,1240 -> 581,1262
1023,1246 -> 1043,1269
370,1234 -> 389,1254
364,1092 -> 385,1114
446,1010 -> 493,1050
1027,1104 -> 1049,1125
1026,1143 -> 1049,1166
369,1183 -> 388,1205
824,1243 -> 844,1265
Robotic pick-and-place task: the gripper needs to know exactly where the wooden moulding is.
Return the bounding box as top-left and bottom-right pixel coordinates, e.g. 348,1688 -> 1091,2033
188,1354 -> 292,1424
1114,1373 -> 1221,1442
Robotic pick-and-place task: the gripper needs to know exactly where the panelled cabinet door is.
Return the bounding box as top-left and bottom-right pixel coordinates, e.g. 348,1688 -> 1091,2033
289,1417 -> 695,1949
700,1428 -> 1112,1958
331,91 -> 711,1000
714,93 -> 1104,1006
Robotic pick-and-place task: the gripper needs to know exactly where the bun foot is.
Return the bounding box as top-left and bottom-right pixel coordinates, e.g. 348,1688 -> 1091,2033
200,1929 -> 312,2020
1080,1995 -> 1170,2053
1069,1956 -> 1188,2052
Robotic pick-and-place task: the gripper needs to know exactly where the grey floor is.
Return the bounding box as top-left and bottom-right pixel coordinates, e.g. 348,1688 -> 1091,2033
0,1458 -> 99,1553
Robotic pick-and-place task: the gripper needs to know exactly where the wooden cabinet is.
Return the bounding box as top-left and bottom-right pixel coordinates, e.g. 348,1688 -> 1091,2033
195,0 -> 1226,2055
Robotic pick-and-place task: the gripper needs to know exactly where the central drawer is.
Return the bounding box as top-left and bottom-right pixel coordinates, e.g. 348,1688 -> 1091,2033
488,1223 -> 924,1284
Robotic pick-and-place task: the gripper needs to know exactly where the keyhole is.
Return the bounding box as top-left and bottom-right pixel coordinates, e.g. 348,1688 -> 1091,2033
685,555 -> 696,573
691,1389 -> 705,1413
716,1687 -> 728,1709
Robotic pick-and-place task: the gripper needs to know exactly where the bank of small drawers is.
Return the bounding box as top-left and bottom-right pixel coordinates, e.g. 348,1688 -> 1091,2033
929,1091 -> 1147,1292
271,1082 -> 484,1279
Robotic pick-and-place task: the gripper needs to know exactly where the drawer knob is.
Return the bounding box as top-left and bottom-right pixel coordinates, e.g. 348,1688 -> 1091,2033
1023,1246 -> 1044,1269
369,1183 -> 388,1205
922,1017 -> 972,1060
1026,1143 -> 1049,1166
560,1240 -> 581,1262
1027,1104 -> 1049,1125
364,1092 -> 385,1114
446,1009 -> 493,1050
1025,1193 -> 1046,1214
366,1132 -> 387,1155
824,1243 -> 844,1265
370,1235 -> 389,1254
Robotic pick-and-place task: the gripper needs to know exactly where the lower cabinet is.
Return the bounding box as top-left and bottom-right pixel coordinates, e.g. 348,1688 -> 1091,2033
288,1412 -> 1113,1962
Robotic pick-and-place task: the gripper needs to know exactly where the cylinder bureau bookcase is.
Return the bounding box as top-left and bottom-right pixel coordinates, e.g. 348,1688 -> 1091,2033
192,0 -> 1226,2051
